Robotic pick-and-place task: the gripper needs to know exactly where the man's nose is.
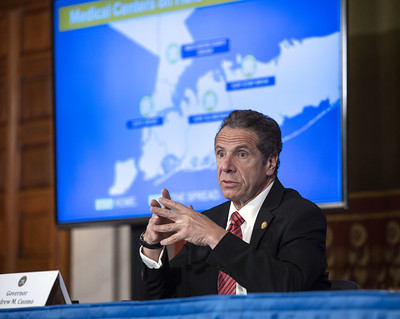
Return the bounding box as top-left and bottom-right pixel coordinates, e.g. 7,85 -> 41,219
220,154 -> 236,172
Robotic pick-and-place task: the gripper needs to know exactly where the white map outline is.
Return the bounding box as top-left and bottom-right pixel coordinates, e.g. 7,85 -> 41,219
107,9 -> 340,196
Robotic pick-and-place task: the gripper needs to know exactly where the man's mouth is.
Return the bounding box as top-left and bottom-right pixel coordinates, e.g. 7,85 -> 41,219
221,180 -> 238,186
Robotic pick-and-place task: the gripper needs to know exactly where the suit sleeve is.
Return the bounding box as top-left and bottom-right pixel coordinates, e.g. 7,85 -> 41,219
132,243 -> 195,300
207,200 -> 328,292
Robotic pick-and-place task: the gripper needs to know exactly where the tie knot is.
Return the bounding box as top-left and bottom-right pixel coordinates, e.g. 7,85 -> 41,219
231,211 -> 245,227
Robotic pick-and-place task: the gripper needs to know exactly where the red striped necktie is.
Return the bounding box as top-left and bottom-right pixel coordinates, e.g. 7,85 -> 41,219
217,211 -> 245,295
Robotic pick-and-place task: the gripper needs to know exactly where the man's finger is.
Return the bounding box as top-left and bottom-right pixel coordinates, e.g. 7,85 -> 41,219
151,222 -> 176,233
161,188 -> 171,200
160,233 -> 182,246
161,188 -> 172,209
158,197 -> 188,211
150,199 -> 161,208
150,206 -> 176,220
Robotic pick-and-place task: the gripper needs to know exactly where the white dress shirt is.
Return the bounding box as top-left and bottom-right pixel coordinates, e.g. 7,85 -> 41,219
140,181 -> 274,295
227,181 -> 273,294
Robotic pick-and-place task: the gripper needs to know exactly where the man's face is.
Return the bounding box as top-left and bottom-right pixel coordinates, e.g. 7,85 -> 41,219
215,127 -> 276,210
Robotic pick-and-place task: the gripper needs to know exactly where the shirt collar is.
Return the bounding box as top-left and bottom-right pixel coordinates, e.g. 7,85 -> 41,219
228,181 -> 274,227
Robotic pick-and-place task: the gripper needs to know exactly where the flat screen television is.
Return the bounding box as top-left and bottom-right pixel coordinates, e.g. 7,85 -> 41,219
53,0 -> 347,226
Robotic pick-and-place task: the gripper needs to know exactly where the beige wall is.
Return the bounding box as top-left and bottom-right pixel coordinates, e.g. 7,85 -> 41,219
71,226 -> 131,303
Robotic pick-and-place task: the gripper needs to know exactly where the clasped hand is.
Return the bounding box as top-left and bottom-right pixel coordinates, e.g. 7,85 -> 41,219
147,189 -> 226,249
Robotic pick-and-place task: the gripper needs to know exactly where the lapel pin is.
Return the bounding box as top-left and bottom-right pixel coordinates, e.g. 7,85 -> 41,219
261,221 -> 268,229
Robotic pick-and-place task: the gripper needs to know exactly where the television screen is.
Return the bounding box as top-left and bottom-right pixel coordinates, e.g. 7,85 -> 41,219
53,0 -> 346,226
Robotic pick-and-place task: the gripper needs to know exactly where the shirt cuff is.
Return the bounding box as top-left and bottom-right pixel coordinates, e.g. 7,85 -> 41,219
139,246 -> 165,269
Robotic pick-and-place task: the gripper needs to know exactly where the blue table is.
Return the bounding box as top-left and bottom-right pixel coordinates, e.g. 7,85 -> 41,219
1,290 -> 400,318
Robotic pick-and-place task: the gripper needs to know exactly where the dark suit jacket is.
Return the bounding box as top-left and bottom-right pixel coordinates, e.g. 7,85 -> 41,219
133,179 -> 330,300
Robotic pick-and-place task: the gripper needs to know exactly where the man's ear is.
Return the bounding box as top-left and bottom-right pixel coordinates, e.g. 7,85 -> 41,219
265,154 -> 278,176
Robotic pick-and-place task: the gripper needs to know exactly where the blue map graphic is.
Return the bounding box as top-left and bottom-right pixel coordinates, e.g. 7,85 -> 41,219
54,0 -> 343,224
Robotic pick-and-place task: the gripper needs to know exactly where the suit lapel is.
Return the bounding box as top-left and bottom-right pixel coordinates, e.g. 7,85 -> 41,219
205,180 -> 285,246
207,201 -> 230,228
196,202 -> 230,263
250,179 -> 285,246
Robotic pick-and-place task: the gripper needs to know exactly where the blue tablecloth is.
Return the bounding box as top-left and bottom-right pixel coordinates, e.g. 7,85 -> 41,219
1,290 -> 400,318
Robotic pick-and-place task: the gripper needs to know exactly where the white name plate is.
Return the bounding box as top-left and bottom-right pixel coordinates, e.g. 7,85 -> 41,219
0,270 -> 71,309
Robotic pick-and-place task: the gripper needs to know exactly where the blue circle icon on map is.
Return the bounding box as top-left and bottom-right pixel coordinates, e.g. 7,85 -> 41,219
166,43 -> 180,64
241,55 -> 257,77
202,90 -> 218,112
139,95 -> 154,117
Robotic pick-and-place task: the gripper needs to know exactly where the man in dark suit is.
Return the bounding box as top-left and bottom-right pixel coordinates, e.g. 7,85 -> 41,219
134,110 -> 330,300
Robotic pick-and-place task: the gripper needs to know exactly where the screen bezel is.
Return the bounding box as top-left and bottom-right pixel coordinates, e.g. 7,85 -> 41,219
52,0 -> 348,228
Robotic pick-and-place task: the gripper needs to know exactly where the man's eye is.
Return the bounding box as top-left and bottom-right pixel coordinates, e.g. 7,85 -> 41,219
217,152 -> 224,158
238,152 -> 247,158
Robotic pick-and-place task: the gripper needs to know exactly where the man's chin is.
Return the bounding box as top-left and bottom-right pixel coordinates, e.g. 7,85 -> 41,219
221,190 -> 240,202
